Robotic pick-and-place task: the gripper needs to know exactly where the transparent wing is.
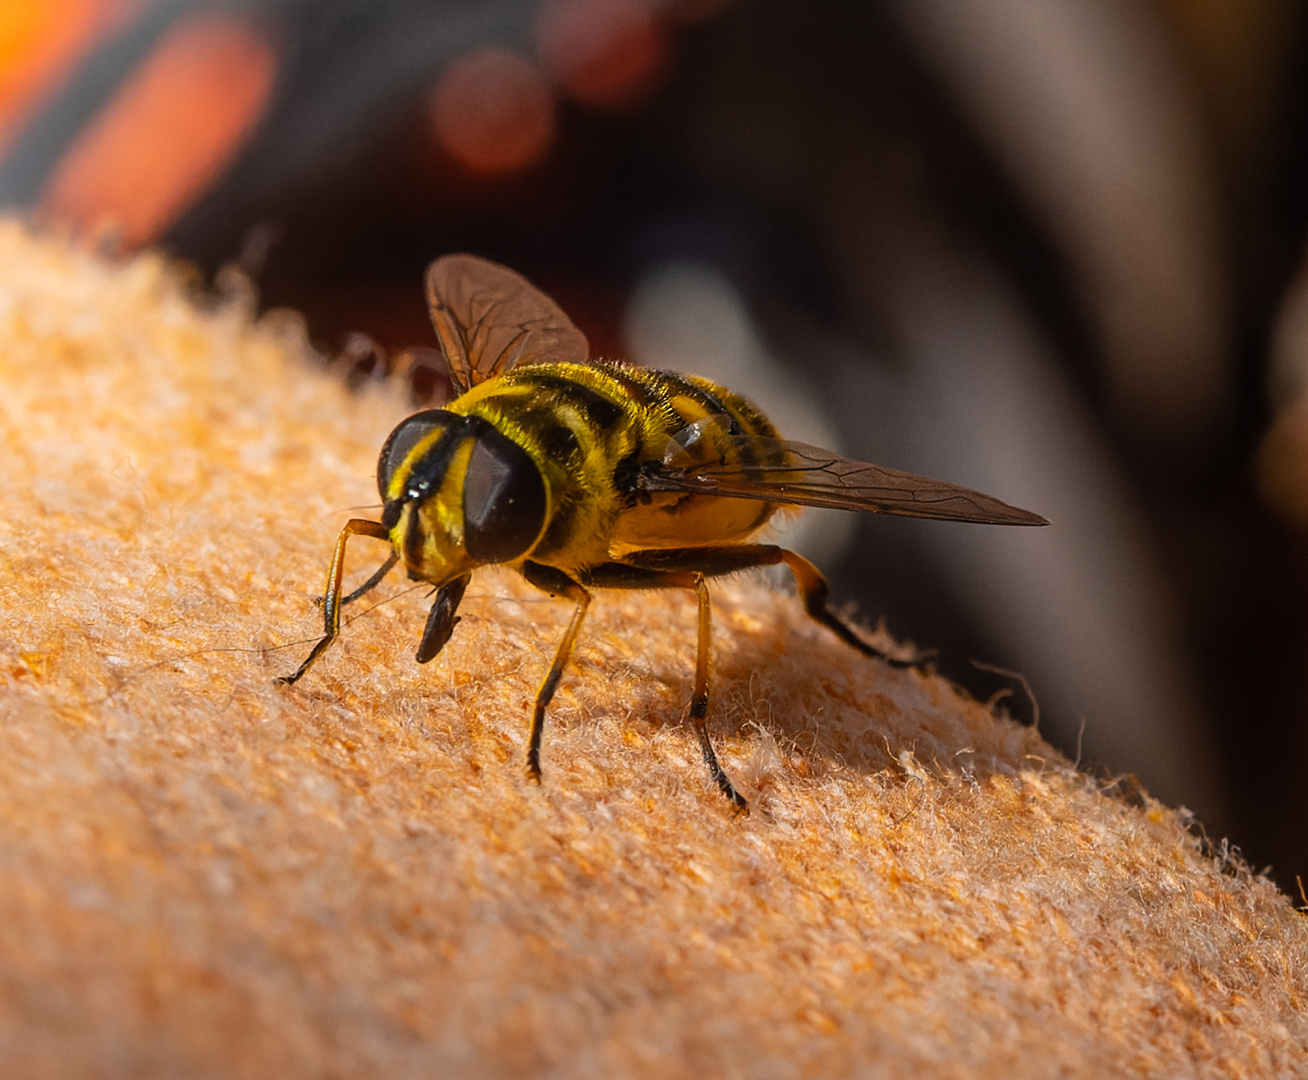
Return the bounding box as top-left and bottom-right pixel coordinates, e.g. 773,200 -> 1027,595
425,254 -> 590,394
643,432 -> 1048,526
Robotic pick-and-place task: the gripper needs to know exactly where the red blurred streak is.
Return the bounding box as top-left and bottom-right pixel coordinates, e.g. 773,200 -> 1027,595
0,0 -> 139,157
536,0 -> 669,112
40,12 -> 275,247
429,48 -> 557,177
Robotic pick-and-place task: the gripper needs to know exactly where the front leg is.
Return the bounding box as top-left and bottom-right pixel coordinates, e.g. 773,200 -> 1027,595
279,518 -> 391,686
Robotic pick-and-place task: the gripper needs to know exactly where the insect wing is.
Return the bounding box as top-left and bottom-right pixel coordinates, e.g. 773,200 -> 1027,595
425,254 -> 590,393
646,434 -> 1048,526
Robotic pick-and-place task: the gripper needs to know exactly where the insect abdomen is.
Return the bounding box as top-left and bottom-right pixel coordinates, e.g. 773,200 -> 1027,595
609,366 -> 788,551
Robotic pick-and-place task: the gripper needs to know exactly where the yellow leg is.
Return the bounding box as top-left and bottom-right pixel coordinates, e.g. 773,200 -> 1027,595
524,578 -> 592,783
278,518 -> 391,685
685,573 -> 748,812
552,560 -> 748,809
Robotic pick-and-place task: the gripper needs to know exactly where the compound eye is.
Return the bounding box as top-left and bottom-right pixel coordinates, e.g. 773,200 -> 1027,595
376,410 -> 454,497
463,428 -> 546,564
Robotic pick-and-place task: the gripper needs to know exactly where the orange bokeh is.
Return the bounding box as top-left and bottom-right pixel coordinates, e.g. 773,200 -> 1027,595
429,47 -> 557,177
40,11 -> 275,246
0,0 -> 137,157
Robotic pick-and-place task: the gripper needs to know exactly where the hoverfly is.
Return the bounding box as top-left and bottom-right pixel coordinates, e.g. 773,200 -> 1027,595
280,254 -> 1047,810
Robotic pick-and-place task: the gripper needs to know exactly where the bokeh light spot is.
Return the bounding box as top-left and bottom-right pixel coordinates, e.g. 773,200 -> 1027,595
430,48 -> 556,177
536,0 -> 668,112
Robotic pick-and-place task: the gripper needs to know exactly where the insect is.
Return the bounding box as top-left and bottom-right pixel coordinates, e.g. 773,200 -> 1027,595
280,254 -> 1047,810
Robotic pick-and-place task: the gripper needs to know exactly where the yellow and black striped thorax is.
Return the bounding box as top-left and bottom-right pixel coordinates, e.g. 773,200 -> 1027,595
377,360 -> 787,579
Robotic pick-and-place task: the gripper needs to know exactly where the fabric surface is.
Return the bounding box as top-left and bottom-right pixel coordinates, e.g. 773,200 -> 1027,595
0,222 -> 1303,1078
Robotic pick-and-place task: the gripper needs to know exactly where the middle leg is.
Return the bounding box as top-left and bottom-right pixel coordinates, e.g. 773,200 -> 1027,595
574,560 -> 747,810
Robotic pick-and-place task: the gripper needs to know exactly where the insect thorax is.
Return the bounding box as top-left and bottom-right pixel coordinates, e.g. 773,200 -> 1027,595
445,361 -> 782,569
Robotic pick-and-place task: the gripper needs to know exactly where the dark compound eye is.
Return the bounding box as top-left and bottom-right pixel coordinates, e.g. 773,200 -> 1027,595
462,426 -> 546,564
376,409 -> 456,498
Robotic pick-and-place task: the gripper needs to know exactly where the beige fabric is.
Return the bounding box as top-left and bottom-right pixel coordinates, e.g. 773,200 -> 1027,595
0,222 -> 1303,1077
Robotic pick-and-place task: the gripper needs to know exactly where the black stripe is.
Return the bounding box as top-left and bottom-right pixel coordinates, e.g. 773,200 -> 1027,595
596,362 -> 658,409
525,408 -> 583,463
513,372 -> 627,431
396,414 -> 477,506
393,414 -> 487,563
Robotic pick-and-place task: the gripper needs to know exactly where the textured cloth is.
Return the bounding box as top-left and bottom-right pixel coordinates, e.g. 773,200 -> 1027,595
0,222 -> 1303,1077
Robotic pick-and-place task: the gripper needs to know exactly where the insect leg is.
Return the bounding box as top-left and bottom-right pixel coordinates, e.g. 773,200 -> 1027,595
687,573 -> 748,812
775,548 -> 925,669
519,563 -> 593,784
340,550 -> 399,606
576,561 -> 747,810
278,518 -> 391,685
619,545 -> 925,668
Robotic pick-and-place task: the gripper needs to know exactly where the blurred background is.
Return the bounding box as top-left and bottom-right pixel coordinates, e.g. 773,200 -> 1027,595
2,0 -> 1307,895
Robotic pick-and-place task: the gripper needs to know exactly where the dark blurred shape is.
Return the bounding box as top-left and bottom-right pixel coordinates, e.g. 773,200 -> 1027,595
330,332 -> 455,405
892,0 -> 1229,457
